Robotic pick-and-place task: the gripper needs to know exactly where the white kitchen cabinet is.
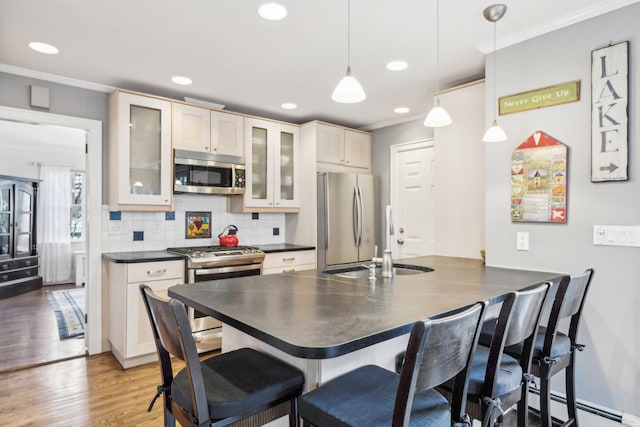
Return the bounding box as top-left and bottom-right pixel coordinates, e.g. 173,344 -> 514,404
173,102 -> 244,157
211,110 -> 244,157
316,122 -> 371,172
108,90 -> 173,211
262,250 -> 316,275
107,259 -> 184,369
232,117 -> 300,212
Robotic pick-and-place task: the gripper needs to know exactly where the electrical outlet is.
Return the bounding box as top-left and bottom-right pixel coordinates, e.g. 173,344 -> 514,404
517,232 -> 529,251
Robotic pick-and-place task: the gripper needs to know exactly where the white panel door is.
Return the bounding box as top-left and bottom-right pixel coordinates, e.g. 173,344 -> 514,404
391,140 -> 435,258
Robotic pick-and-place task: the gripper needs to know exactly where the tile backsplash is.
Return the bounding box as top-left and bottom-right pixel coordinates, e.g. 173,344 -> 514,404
102,194 -> 285,252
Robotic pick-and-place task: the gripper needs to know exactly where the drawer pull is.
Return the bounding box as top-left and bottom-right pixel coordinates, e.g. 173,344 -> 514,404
146,269 -> 167,276
1,265 -> 8,270
282,257 -> 296,262
1,275 -> 8,281
283,268 -> 296,273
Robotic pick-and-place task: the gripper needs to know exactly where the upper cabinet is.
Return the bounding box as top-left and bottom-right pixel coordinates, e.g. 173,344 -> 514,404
316,122 -> 371,172
109,90 -> 172,211
172,103 -> 244,157
231,117 -> 299,212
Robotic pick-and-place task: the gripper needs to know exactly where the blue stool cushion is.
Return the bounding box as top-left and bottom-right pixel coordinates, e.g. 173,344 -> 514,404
300,365 -> 451,427
479,320 -> 571,359
171,348 -> 304,419
466,345 -> 523,397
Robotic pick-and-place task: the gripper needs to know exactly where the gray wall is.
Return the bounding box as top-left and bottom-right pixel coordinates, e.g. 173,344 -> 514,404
484,4 -> 639,413
0,72 -> 109,202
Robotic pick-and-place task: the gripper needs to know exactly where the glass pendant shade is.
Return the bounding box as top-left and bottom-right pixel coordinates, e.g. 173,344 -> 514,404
332,66 -> 366,103
482,119 -> 507,142
424,97 -> 452,127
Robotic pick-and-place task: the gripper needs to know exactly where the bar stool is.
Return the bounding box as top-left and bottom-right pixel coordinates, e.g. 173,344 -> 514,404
139,284 -> 305,427
440,282 -> 551,427
500,269 -> 594,427
299,302 -> 486,427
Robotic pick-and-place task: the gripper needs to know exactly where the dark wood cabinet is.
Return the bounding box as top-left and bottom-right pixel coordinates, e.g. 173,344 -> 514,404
0,176 -> 42,299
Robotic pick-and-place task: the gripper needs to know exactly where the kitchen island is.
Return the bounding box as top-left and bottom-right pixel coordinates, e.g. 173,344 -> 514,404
168,256 -> 563,391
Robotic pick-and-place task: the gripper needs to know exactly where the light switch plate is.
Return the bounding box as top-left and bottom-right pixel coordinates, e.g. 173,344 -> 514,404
593,225 -> 640,247
517,232 -> 530,251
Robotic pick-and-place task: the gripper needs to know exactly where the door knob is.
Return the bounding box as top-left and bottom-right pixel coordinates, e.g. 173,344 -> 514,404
397,238 -> 404,244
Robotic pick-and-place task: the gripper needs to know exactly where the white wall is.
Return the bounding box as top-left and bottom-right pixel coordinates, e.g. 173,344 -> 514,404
434,81 -> 485,259
484,3 -> 640,413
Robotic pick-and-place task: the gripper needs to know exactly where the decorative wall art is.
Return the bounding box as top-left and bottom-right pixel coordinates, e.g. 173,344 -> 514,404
499,81 -> 580,115
591,41 -> 628,182
185,211 -> 211,239
511,131 -> 567,223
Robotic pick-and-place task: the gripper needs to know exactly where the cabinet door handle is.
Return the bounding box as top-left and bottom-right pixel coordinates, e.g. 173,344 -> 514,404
146,269 -> 167,276
283,268 -> 295,273
1,265 -> 8,270
282,257 -> 295,262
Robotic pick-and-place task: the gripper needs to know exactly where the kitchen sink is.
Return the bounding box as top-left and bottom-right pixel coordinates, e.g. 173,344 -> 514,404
323,263 -> 433,279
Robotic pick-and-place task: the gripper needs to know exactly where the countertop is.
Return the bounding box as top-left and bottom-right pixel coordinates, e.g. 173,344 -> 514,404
102,250 -> 185,263
168,256 -> 564,359
257,244 -> 315,253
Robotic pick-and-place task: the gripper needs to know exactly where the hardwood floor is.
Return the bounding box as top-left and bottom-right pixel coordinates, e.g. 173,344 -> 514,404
0,284 -> 86,373
0,352 -> 174,425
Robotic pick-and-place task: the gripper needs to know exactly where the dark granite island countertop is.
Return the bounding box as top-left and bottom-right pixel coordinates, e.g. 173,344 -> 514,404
168,256 -> 564,359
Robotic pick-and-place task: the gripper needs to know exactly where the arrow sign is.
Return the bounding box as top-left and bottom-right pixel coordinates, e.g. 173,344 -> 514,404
599,163 -> 619,173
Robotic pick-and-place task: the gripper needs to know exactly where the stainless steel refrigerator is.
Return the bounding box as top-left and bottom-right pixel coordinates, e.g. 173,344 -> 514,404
317,172 -> 380,268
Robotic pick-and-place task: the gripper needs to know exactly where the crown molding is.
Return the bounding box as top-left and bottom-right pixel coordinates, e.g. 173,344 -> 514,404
0,63 -> 114,93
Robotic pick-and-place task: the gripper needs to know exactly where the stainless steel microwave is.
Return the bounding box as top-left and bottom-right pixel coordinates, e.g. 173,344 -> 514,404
174,149 -> 245,195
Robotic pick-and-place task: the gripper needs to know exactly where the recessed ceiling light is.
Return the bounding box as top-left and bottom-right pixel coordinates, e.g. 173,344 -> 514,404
394,107 -> 410,114
29,42 -> 59,55
281,102 -> 297,110
171,76 -> 193,85
259,3 -> 287,20
386,61 -> 408,71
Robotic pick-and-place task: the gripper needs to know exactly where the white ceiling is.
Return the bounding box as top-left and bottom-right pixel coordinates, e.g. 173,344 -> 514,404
0,0 -> 637,130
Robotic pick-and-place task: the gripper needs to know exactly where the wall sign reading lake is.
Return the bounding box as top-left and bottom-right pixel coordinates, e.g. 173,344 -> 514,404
499,81 -> 580,115
591,41 -> 628,182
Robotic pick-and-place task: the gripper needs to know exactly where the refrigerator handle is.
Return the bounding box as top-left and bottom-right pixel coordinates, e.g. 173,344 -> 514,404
324,173 -> 330,250
355,185 -> 364,248
352,186 -> 359,246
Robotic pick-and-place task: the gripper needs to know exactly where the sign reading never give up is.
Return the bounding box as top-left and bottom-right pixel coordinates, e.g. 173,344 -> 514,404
499,81 -> 580,115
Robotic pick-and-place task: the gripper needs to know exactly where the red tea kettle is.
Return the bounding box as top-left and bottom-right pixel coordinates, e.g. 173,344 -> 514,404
218,225 -> 239,247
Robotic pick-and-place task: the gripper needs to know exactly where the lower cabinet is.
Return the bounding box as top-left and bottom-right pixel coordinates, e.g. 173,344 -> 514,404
263,250 -> 316,275
107,259 -> 184,368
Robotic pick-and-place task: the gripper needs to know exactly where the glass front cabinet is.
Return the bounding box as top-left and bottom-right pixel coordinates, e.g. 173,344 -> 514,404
109,90 -> 172,211
242,118 -> 300,210
0,177 -> 41,299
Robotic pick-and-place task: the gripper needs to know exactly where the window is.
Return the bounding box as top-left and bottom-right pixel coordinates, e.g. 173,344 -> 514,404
70,171 -> 84,239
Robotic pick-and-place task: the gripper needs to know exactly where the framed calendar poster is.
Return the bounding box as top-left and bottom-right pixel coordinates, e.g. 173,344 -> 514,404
511,131 -> 567,223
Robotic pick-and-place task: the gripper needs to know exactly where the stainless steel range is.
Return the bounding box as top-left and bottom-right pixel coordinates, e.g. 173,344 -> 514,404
167,245 -> 265,353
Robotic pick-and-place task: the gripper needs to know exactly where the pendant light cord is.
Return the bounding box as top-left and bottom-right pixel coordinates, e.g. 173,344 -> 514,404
492,20 -> 497,120
347,0 -> 351,68
435,0 -> 440,94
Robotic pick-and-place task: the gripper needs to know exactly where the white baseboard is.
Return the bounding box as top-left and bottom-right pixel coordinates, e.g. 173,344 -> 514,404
527,388 -> 628,427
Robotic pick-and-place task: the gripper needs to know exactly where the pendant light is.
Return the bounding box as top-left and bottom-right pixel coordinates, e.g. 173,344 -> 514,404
424,0 -> 452,127
482,4 -> 507,142
332,0 -> 366,103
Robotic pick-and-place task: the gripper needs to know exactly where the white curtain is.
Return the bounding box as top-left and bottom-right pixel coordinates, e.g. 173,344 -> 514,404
38,165 -> 72,284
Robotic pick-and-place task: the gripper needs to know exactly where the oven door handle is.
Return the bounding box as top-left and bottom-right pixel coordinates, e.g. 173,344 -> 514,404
193,263 -> 262,276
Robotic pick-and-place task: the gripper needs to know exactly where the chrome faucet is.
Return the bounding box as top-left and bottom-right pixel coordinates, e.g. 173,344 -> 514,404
373,206 -> 394,277
381,205 -> 394,277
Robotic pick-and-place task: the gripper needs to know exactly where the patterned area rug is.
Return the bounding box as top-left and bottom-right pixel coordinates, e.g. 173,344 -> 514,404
46,288 -> 85,340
